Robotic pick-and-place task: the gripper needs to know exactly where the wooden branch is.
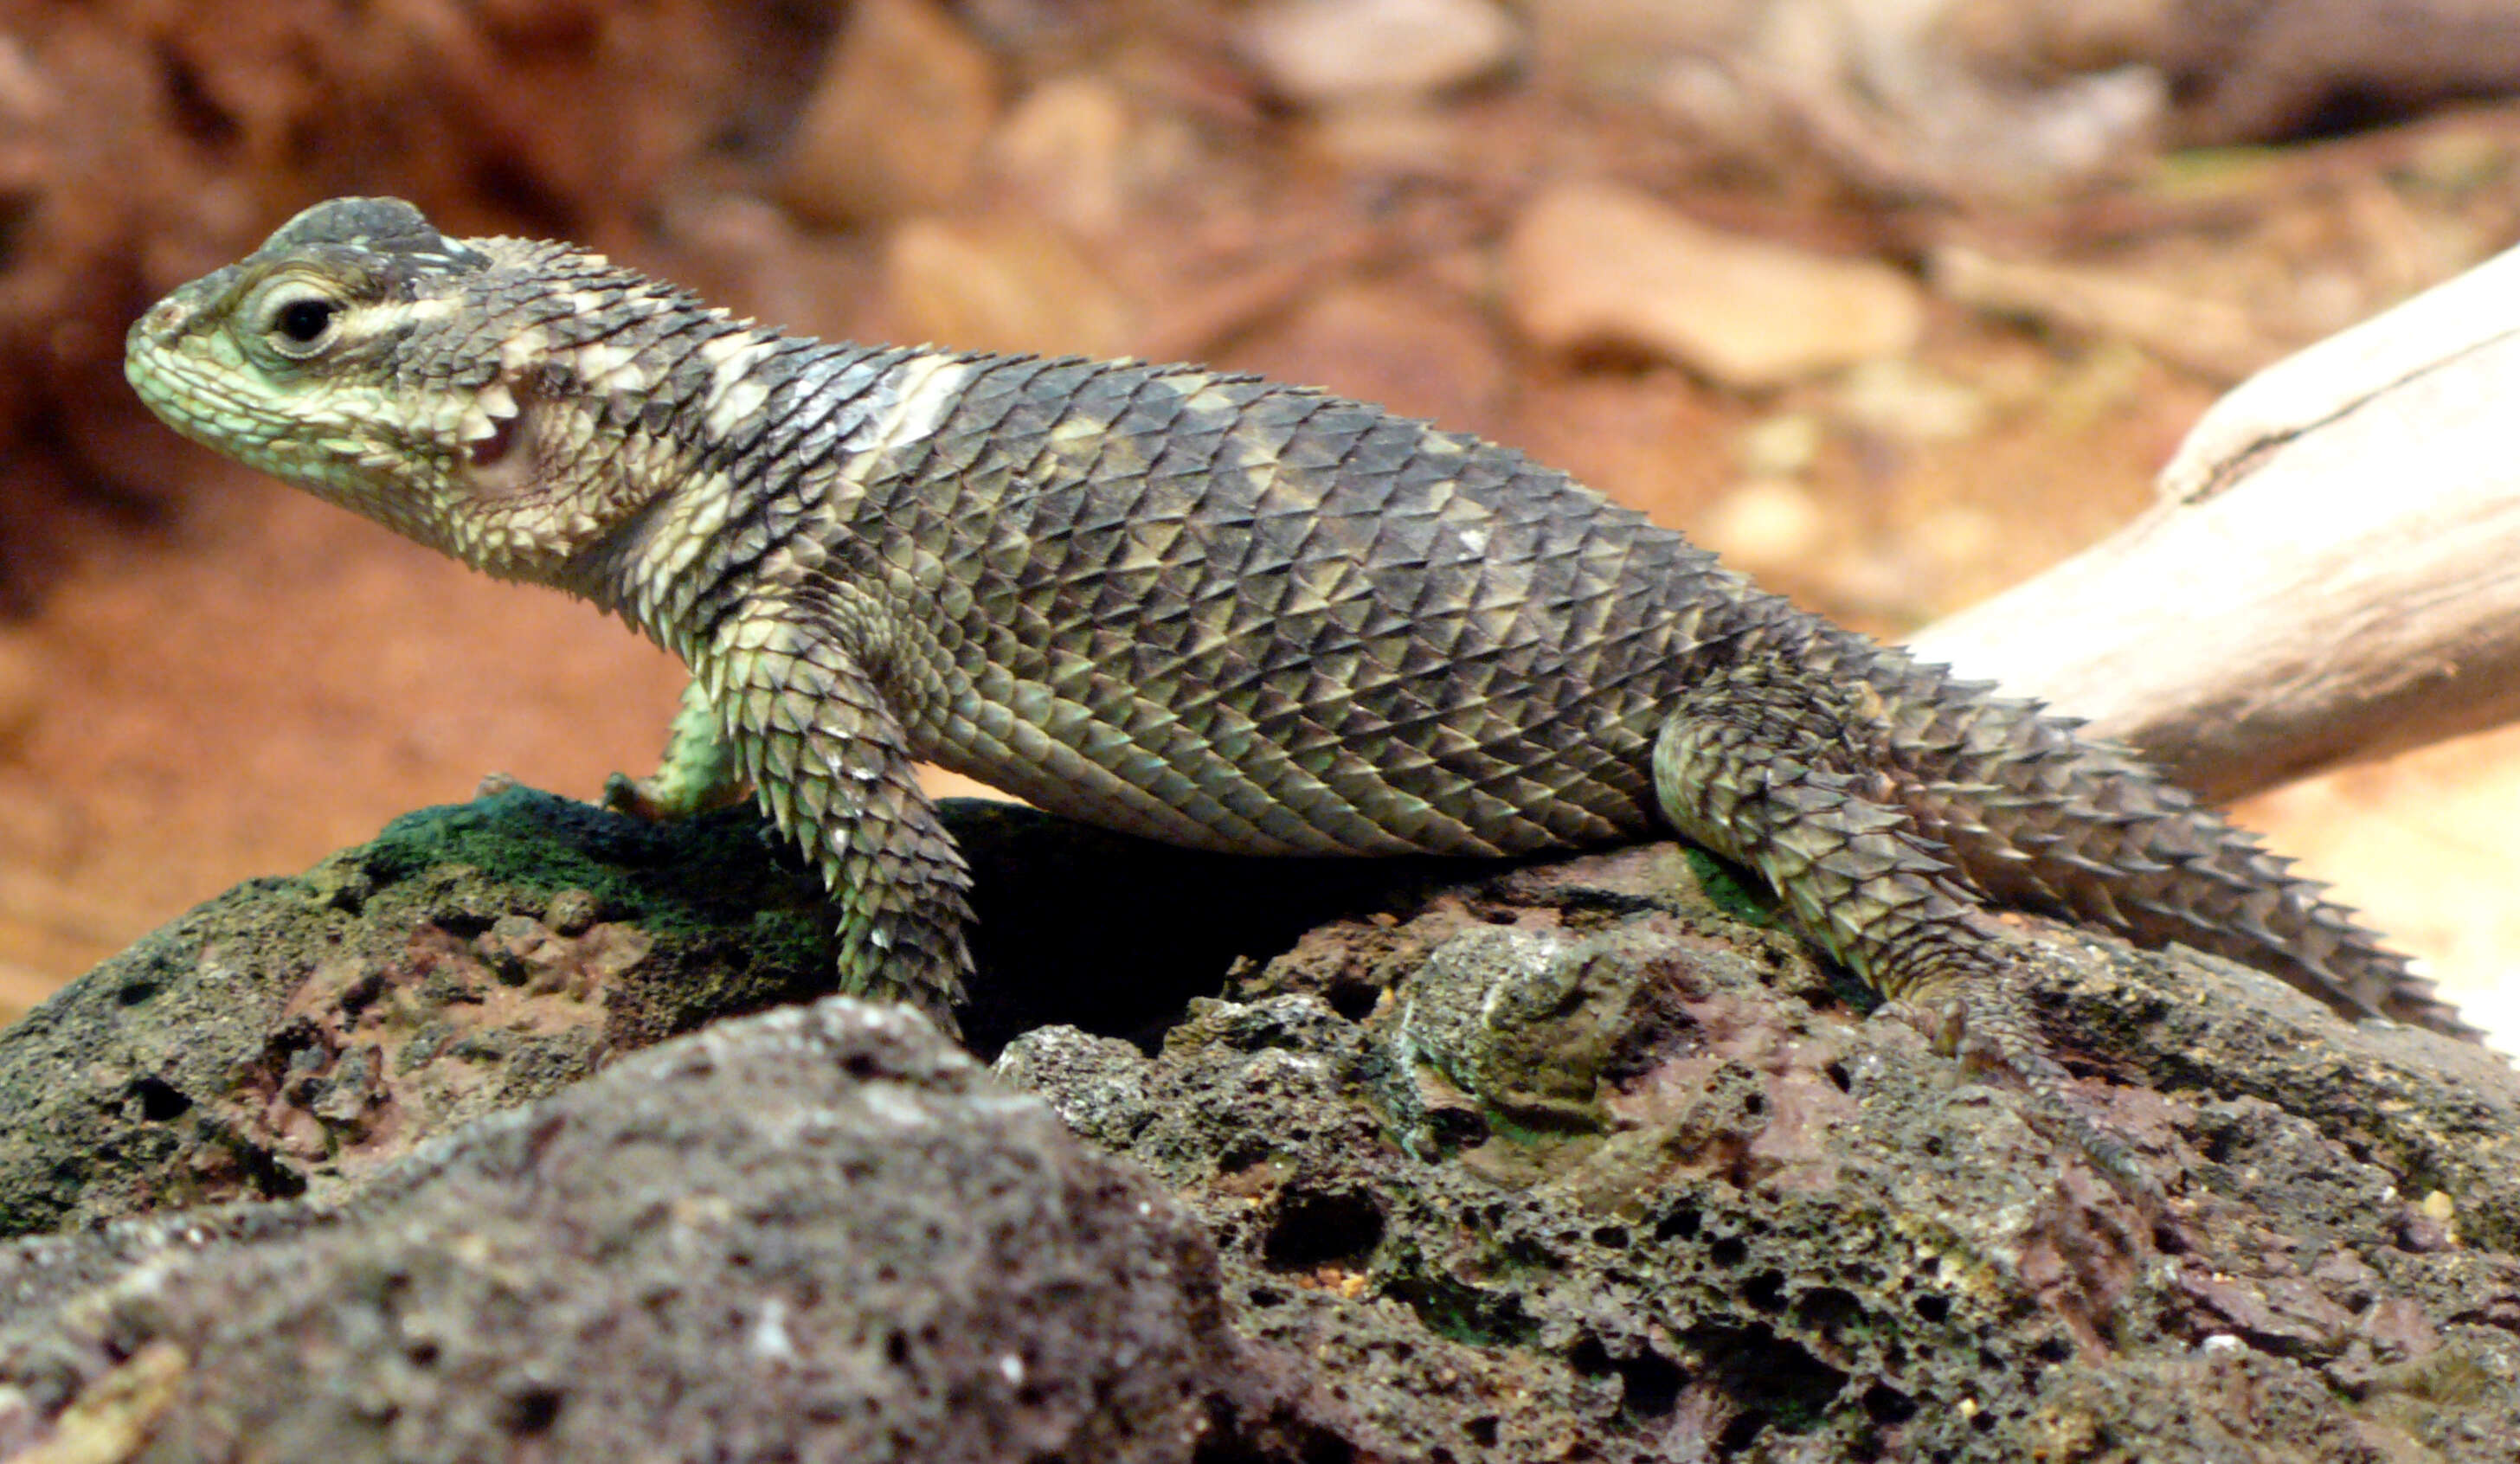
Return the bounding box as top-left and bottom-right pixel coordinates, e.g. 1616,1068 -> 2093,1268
1909,242 -> 2520,805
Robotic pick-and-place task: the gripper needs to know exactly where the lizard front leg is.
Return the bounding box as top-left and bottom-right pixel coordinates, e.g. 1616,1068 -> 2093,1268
603,677 -> 751,819
1651,655 -> 2143,1185
696,596 -> 975,1033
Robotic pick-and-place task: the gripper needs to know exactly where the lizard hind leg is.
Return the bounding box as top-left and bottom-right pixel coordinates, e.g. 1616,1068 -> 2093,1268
1651,655 -> 2147,1188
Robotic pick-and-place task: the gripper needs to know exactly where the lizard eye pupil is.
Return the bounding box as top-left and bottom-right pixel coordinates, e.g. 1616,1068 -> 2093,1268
273,298 -> 336,345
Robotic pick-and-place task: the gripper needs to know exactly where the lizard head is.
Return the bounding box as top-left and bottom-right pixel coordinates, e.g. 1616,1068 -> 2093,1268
125,196 -> 704,584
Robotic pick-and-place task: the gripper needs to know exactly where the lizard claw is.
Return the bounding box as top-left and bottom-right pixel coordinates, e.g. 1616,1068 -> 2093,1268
601,770 -> 661,819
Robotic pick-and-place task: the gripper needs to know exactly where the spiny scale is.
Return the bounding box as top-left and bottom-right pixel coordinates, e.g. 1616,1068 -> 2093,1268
124,198 -> 2474,1119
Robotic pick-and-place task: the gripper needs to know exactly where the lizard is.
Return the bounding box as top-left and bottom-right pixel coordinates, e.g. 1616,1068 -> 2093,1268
123,196 -> 2477,1177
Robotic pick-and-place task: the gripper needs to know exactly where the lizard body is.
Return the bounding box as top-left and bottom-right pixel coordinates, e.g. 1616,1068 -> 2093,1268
125,199 -> 2474,1169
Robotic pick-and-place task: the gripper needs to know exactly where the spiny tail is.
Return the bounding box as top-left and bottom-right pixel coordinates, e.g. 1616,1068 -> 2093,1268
1821,634 -> 2477,1039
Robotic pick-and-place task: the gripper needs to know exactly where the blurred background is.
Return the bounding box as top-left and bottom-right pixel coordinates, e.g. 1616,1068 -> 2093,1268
3,0 -> 2519,1037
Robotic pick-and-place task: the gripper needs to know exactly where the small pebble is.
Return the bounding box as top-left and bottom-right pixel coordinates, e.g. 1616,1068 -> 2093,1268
1504,182 -> 1924,388
1239,0 -> 1520,107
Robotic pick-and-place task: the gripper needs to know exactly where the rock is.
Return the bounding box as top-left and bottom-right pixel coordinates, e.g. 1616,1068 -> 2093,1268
1829,356 -> 1991,441
778,0 -> 1000,226
1238,0 -> 1520,108
649,193 -> 873,339
1225,279 -> 1510,433
0,790 -> 840,1237
1522,0 -> 1746,93
1695,475 -> 1827,575
985,75 -> 1193,240
8,792 -> 2520,1457
0,998 -> 1352,1461
1504,181 -> 1926,388
0,789 -> 1439,1237
1302,105 -> 1478,179
884,215 -> 1135,359
1732,410 -> 1823,478
987,76 -> 1135,236
1006,847 -> 2520,1460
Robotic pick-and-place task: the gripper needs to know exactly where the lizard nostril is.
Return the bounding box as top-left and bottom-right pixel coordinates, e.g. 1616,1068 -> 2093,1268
140,299 -> 190,338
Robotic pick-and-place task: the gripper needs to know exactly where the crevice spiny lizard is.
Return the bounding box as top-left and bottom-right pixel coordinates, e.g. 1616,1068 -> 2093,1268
124,198 -> 2478,1179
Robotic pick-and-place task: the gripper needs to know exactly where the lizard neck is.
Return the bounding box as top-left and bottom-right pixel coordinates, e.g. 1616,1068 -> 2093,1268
563,337 -> 973,666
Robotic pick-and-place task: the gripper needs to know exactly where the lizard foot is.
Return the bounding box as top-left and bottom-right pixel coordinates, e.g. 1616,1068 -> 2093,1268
600,769 -> 669,820
858,975 -> 966,1043
599,767 -> 753,821
1880,971 -> 2161,1206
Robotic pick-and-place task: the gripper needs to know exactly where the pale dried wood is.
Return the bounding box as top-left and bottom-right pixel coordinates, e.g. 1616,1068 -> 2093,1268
1909,241 -> 2520,804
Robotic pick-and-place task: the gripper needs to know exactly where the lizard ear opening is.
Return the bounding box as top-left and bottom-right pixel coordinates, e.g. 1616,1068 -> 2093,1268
460,377 -> 537,497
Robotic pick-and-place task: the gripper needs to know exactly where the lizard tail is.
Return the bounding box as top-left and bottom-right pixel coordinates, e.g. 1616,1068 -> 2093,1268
1823,636 -> 2479,1040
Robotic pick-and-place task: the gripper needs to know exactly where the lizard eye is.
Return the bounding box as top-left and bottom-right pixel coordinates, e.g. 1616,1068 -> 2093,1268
261,292 -> 340,355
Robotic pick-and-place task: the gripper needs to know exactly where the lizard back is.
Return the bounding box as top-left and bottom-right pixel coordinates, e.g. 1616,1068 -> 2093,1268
779,353 -> 1775,857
